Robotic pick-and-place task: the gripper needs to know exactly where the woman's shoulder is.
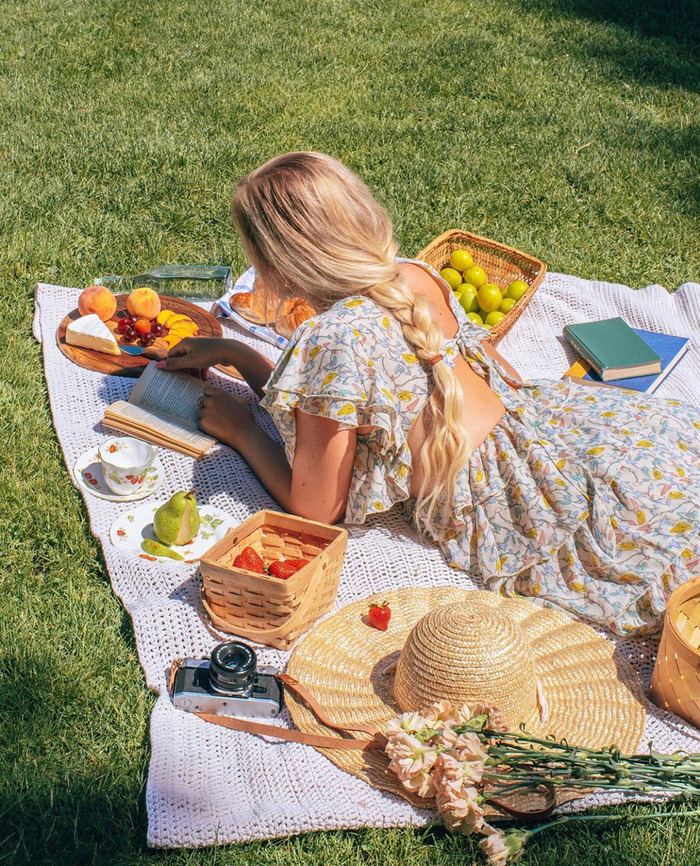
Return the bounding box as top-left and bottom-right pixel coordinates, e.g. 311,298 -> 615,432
296,294 -> 402,344
272,298 -> 374,376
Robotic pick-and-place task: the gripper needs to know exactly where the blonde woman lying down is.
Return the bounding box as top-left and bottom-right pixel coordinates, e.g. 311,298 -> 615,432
157,152 -> 700,636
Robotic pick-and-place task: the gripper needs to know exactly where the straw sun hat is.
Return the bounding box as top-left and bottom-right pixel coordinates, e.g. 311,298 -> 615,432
285,586 -> 646,809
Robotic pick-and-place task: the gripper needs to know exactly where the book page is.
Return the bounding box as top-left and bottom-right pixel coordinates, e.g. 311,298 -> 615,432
129,362 -> 205,426
105,401 -> 216,453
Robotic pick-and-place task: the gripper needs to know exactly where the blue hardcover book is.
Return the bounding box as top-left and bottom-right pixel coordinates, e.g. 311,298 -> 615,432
565,327 -> 690,393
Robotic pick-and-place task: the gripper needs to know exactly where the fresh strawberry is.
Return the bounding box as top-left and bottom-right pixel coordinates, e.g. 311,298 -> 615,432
367,601 -> 391,631
268,558 -> 310,580
232,546 -> 265,574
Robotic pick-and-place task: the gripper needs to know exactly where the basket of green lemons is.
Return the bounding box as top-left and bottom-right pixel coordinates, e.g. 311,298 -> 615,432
417,229 -> 547,344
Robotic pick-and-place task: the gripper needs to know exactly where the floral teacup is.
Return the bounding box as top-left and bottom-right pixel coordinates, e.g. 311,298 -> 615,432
98,437 -> 158,496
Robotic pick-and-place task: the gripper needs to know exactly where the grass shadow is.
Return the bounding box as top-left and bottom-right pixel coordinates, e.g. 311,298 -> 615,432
520,0 -> 700,92
0,644 -> 152,866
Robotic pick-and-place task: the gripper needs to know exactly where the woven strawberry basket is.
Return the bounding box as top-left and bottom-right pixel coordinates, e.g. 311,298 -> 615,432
200,510 -> 348,651
416,228 -> 547,345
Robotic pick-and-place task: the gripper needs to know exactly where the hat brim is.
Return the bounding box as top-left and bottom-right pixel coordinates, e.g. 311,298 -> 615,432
286,586 -> 646,811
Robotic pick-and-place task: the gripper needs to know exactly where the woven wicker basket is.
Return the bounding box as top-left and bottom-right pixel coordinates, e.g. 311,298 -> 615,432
200,510 -> 348,651
650,575 -> 700,728
416,229 -> 547,345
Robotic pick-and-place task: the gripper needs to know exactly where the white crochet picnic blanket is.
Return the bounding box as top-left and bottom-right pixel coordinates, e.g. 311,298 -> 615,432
34,273 -> 700,848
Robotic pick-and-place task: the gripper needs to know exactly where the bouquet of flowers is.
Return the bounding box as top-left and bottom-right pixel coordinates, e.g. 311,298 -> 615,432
385,701 -> 700,864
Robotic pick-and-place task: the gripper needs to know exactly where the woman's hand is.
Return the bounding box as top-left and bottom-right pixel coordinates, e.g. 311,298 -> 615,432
156,337 -> 228,377
196,385 -> 256,449
157,337 -> 275,397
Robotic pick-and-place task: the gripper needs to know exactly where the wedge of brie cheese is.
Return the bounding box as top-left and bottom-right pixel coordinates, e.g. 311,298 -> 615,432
66,314 -> 120,356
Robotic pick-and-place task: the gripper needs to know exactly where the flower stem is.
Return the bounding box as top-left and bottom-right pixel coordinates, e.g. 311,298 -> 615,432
529,808 -> 700,837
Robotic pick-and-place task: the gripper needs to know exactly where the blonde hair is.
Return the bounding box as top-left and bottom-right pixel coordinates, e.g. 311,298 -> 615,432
232,152 -> 471,534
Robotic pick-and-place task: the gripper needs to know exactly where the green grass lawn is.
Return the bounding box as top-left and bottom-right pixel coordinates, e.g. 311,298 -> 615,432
1,0 -> 699,863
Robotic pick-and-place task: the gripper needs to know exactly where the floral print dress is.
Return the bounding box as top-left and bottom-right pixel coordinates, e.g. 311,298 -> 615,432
261,260 -> 700,636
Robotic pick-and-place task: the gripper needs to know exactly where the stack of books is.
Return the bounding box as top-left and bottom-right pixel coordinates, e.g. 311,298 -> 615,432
563,317 -> 690,394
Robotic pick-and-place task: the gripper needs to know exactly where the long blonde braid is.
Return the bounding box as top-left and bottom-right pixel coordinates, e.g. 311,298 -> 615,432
232,152 -> 471,534
366,278 -> 471,533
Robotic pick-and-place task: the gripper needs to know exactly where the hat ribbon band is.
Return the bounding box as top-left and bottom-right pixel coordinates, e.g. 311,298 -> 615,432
489,783 -> 557,822
279,674 -> 387,740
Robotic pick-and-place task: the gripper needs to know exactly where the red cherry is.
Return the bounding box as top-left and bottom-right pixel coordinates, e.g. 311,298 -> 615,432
117,317 -> 135,333
122,327 -> 137,342
151,322 -> 165,337
139,333 -> 156,347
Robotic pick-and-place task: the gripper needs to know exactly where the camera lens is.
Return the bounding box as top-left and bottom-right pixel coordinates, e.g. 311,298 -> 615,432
209,641 -> 256,697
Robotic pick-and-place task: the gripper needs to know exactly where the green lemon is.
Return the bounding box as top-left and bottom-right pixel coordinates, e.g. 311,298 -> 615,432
458,289 -> 480,314
440,267 -> 463,291
498,297 -> 516,314
449,249 -> 474,272
505,279 -> 529,301
466,311 -> 484,326
462,266 -> 488,289
485,310 -> 506,327
477,283 -> 503,313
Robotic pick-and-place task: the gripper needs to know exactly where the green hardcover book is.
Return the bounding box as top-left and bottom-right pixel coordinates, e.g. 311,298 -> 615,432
562,317 -> 662,381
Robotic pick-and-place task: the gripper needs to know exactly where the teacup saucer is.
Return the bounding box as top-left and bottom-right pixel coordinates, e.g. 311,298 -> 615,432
73,446 -> 165,502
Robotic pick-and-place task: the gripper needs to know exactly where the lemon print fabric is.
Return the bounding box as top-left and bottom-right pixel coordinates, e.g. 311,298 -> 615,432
261,257 -> 700,637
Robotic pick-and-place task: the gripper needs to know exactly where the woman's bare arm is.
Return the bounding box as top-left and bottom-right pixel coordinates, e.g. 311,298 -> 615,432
197,390 -> 355,523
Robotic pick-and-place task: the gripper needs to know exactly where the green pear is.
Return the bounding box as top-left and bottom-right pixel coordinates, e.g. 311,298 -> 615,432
153,490 -> 201,546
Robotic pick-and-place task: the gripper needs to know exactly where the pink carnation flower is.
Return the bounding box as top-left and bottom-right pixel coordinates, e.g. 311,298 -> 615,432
385,711 -> 430,737
433,753 -> 486,833
385,730 -> 438,782
421,701 -> 459,727
479,828 -> 509,865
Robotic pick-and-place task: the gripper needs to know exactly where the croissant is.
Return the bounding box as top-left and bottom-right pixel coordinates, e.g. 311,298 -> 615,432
275,298 -> 316,338
229,290 -> 281,325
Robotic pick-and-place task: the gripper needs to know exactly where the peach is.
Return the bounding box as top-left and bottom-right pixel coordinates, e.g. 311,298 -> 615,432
127,287 -> 161,320
78,286 -> 117,322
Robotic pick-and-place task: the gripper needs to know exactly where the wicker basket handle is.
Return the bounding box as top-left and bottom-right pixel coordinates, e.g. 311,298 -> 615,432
202,547 -> 336,643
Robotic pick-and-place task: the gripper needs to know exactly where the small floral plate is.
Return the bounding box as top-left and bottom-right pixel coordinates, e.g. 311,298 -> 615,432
109,501 -> 235,566
73,447 -> 165,502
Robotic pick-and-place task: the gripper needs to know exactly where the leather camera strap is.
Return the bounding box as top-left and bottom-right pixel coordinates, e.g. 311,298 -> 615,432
169,664 -> 386,751
192,713 -> 385,750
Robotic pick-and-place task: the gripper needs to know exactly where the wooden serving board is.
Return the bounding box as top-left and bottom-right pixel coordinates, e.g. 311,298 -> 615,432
56,295 -> 223,378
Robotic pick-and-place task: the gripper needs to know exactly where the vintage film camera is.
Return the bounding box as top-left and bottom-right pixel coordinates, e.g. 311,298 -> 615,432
170,640 -> 283,719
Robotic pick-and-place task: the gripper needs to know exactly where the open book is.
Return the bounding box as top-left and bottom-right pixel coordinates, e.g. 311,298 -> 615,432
103,362 -> 217,458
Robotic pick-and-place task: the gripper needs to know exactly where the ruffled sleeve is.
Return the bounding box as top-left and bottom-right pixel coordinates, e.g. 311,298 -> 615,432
260,306 -> 418,523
